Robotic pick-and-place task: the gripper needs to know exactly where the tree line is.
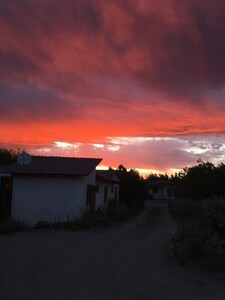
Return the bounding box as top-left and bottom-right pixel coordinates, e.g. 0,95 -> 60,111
0,148 -> 19,166
1,148 -> 225,206
116,160 -> 225,204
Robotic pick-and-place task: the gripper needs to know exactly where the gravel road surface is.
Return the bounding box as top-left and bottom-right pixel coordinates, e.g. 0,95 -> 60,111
1,200 -> 225,300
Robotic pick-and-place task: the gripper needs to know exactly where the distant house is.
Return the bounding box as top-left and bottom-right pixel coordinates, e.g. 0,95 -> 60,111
0,154 -> 102,225
148,180 -> 175,200
96,170 -> 119,208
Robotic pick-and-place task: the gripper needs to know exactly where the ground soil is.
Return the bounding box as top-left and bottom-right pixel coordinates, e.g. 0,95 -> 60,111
1,200 -> 225,300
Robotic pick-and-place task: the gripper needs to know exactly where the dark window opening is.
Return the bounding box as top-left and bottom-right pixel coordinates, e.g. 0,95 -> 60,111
153,187 -> 158,193
104,186 -> 108,204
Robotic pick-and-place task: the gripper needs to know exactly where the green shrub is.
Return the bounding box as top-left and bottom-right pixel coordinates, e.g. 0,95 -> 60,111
169,198 -> 202,220
51,201 -> 136,231
203,240 -> 225,271
79,211 -> 93,230
171,218 -> 205,263
170,197 -> 225,271
107,202 -> 130,222
53,220 -> 80,231
78,201 -> 132,229
93,208 -> 111,227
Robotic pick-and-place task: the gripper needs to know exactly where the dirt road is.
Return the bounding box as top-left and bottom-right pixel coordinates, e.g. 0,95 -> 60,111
1,200 -> 225,300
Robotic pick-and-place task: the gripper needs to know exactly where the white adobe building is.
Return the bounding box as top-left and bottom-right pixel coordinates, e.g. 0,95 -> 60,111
148,180 -> 175,200
0,154 -> 102,225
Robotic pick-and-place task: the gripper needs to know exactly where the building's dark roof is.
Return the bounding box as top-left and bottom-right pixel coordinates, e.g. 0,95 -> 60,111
0,156 -> 102,176
149,180 -> 174,188
96,170 -> 119,183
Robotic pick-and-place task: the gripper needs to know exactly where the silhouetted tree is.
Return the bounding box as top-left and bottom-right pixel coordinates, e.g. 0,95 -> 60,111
0,148 -> 20,167
146,173 -> 169,183
115,165 -> 148,209
177,160 -> 225,199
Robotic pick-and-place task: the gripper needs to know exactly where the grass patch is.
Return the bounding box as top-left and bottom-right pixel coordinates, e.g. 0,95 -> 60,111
79,200 -> 134,230
53,201 -> 137,231
0,202 -> 139,234
0,218 -> 29,234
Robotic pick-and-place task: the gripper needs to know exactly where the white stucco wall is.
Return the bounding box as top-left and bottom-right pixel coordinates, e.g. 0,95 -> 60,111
96,180 -> 119,208
11,170 -> 96,225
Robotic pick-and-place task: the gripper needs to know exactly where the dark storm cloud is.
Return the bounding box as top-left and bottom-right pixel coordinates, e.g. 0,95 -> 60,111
0,0 -> 102,35
0,49 -> 47,82
0,83 -> 78,122
125,1 -> 225,96
0,0 -> 224,97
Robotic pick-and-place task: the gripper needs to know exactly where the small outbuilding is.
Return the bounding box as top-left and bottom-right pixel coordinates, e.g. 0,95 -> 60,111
0,154 -> 102,225
148,180 -> 175,200
96,170 -> 119,208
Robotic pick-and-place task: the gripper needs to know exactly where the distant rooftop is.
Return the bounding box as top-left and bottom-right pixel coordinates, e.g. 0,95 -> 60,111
0,155 -> 102,176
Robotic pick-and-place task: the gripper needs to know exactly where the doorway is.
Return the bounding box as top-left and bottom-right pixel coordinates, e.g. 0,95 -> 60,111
0,176 -> 12,219
86,184 -> 96,210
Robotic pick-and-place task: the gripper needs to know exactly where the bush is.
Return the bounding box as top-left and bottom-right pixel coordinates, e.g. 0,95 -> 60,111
203,239 -> 225,271
76,201 -> 132,230
92,208 -> 112,227
79,211 -> 93,230
0,218 -> 29,234
170,197 -> 225,271
50,202 -> 137,231
171,218 -> 206,263
53,220 -> 80,231
169,198 -> 202,220
107,201 -> 130,222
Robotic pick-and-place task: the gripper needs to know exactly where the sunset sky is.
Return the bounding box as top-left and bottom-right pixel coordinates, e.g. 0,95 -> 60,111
1,0 -> 225,175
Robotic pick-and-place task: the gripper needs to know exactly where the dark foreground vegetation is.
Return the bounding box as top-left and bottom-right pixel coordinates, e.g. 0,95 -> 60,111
170,197 -> 225,271
0,148 -> 20,166
0,218 -> 29,234
54,200 -> 135,231
169,161 -> 225,271
176,159 -> 225,199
